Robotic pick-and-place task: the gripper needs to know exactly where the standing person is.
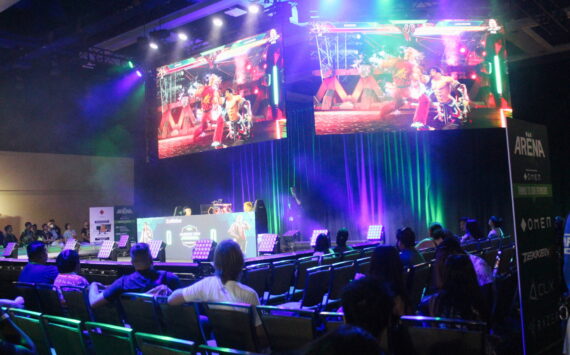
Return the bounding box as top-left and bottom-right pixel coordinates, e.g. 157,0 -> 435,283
228,215 -> 250,253
333,229 -> 354,254
3,225 -> 18,247
79,221 -> 90,243
487,216 -> 504,239
19,222 -> 35,246
18,241 -> 58,284
62,223 -> 77,243
89,243 -> 180,308
395,227 -> 425,267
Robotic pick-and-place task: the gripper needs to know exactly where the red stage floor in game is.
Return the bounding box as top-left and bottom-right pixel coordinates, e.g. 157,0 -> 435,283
315,110 -> 413,135
159,120 -> 281,158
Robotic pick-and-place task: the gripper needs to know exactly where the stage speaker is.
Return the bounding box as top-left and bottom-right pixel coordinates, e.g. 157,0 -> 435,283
253,199 -> 268,235
3,242 -> 18,258
281,230 -> 300,253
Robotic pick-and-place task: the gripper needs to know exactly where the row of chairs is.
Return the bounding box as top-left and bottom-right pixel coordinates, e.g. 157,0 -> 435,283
240,253 -> 372,307
7,302 -> 345,354
8,304 -> 489,355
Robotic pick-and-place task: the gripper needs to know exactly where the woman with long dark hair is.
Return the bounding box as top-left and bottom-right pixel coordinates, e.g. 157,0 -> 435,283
460,219 -> 485,244
368,246 -> 409,316
487,216 -> 504,239
422,254 -> 488,321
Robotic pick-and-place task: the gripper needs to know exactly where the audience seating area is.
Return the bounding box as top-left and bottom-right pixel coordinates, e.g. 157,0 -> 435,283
5,235 -> 517,354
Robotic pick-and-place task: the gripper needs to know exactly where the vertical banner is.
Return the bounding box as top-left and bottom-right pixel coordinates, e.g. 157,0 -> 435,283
506,120 -> 560,354
89,207 -> 115,244
114,206 -> 136,244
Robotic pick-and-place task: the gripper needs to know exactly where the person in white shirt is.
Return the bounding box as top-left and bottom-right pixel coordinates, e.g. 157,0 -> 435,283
168,239 -> 259,306
487,216 -> 504,239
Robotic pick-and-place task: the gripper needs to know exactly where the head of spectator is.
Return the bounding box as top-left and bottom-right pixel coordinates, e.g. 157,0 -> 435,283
31,224 -> 37,232
130,243 -> 154,271
488,216 -> 503,230
304,325 -> 383,355
439,254 -> 486,320
314,233 -> 331,253
24,222 -> 32,231
42,224 -> 49,233
466,219 -> 484,240
27,241 -> 48,264
428,222 -> 443,238
336,228 -> 349,248
396,227 -> 416,251
214,239 -> 244,284
56,249 -> 81,274
4,225 -> 13,234
341,277 -> 394,341
459,217 -> 469,234
369,246 -> 407,302
64,223 -> 71,231
432,227 -> 453,247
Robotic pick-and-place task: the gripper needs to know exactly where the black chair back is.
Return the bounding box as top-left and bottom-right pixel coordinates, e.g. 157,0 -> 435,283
91,301 -> 124,326
482,248 -> 499,270
10,308 -> 52,355
36,283 -> 64,316
13,281 -> 42,312
326,261 -> 356,307
120,293 -> 162,333
408,262 -> 431,311
320,254 -> 341,266
421,249 -> 436,262
268,260 -> 295,301
401,316 -> 486,355
355,257 -> 371,276
241,263 -> 271,302
158,299 -> 207,345
300,265 -> 331,309
256,306 -> 316,352
61,286 -> 92,322
204,302 -> 259,352
497,247 -> 515,275
294,256 -> 319,290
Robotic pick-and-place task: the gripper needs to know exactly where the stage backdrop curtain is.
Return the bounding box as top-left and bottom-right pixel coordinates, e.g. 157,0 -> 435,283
136,104 -> 512,242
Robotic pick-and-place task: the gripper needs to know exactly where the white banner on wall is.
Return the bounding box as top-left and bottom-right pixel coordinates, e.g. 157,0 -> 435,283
89,207 -> 115,244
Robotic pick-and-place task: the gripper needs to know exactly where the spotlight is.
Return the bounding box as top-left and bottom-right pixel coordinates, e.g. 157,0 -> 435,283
127,61 -> 134,69
178,32 -> 188,41
248,4 -> 260,14
470,73 -> 477,80
149,41 -> 159,50
136,70 -> 142,77
213,18 -> 223,27
482,51 -> 487,57
246,64 -> 252,70
367,225 -> 385,243
459,47 -> 467,54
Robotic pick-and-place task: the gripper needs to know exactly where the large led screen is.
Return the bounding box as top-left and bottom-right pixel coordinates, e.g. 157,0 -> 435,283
137,212 -> 257,261
310,19 -> 512,134
156,29 -> 286,158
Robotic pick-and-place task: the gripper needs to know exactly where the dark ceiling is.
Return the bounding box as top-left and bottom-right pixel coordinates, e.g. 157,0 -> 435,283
0,0 -> 569,73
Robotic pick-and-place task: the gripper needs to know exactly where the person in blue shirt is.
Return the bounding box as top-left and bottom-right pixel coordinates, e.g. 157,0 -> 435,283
396,227 -> 425,267
18,241 -> 58,284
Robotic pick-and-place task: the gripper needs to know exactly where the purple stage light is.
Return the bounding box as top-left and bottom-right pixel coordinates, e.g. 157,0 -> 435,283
310,229 -> 329,247
192,239 -> 217,262
248,4 -> 260,14
258,234 -> 278,253
367,225 -> 384,242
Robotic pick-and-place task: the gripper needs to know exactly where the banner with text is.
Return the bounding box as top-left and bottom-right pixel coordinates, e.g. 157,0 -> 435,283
114,206 -> 136,244
89,207 -> 115,244
506,119 -> 560,354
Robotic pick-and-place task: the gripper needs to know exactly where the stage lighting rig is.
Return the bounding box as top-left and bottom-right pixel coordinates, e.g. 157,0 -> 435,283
310,229 -> 329,247
192,239 -> 217,262
367,225 -> 385,243
258,234 -> 279,254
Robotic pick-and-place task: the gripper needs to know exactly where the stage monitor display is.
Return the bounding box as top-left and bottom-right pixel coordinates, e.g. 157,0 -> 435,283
137,212 -> 256,261
310,19 -> 512,134
156,29 -> 286,158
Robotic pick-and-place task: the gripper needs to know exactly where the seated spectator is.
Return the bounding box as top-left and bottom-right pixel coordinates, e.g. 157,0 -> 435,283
0,229 -> 4,248
341,277 -> 393,346
18,241 -> 58,284
333,228 -> 354,254
395,227 -> 425,267
432,235 -> 493,290
367,246 -> 409,316
37,224 -> 51,243
168,239 -> 258,306
79,221 -> 90,242
487,216 -> 504,239
54,250 -> 89,289
461,219 -> 485,244
420,254 -> 488,322
303,325 -> 385,355
3,225 -> 18,248
313,233 -> 334,258
415,222 -> 443,250
89,243 -> 180,308
62,223 -> 77,243
19,222 -> 35,246
458,216 -> 469,238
